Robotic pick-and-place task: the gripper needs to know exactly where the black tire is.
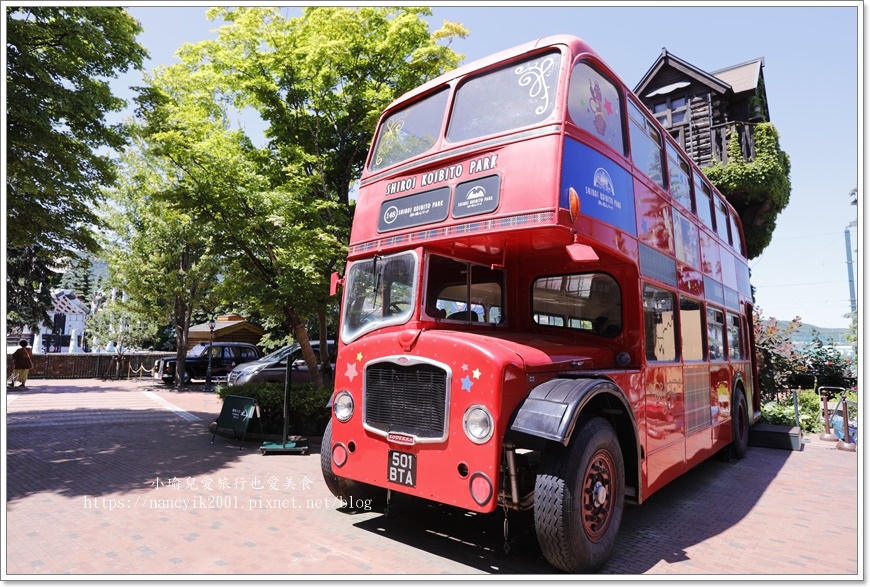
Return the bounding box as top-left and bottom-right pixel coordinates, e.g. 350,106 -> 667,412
731,388 -> 749,459
320,419 -> 386,510
534,416 -> 625,573
162,377 -> 174,384
181,369 -> 191,385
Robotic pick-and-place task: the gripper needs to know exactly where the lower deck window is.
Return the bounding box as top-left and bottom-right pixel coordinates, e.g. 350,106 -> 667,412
532,273 -> 622,337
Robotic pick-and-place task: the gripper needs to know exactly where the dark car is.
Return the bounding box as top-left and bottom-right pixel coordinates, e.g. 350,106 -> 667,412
154,342 -> 261,384
226,341 -> 336,387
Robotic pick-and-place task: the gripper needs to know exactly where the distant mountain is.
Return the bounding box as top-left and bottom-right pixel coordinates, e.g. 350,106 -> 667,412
775,321 -> 850,345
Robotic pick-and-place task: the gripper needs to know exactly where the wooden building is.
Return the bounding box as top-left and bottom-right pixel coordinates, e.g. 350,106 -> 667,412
187,315 -> 264,351
633,48 -> 769,168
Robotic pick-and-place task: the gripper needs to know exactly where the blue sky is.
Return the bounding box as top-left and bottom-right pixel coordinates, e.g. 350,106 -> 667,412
113,2 -> 861,331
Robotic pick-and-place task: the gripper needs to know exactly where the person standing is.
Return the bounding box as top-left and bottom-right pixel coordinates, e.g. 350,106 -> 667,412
9,339 -> 33,387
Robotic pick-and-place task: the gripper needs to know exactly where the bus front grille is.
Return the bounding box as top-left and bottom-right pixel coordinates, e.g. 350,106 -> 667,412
364,362 -> 448,441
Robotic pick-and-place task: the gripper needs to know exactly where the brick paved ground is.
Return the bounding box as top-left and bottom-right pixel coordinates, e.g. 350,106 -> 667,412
4,378 -> 861,577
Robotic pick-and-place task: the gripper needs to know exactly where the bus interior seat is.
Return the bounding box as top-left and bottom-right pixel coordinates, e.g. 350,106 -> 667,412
447,310 -> 479,321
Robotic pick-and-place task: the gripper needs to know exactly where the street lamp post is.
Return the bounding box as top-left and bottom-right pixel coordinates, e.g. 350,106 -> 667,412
204,317 -> 216,392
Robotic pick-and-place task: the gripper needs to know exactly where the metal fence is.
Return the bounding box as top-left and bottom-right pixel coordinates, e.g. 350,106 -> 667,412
9,352 -> 174,380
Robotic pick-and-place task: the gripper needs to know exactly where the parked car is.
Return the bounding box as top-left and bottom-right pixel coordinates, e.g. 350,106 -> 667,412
154,342 -> 261,384
227,341 -> 336,387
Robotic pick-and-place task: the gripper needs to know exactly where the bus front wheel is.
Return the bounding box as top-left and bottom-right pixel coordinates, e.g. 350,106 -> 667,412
320,419 -> 386,510
534,416 -> 625,573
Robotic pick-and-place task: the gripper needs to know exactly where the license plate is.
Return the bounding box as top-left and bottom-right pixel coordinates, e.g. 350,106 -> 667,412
387,450 -> 417,487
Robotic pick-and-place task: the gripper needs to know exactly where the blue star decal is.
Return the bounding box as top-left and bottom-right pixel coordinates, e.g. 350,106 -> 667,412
461,375 -> 473,392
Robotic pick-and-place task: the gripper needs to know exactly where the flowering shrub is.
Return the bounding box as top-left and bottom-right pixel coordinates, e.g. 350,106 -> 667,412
753,308 -> 803,403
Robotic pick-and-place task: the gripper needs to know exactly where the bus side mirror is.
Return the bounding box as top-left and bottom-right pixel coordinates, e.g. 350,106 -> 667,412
330,272 -> 344,296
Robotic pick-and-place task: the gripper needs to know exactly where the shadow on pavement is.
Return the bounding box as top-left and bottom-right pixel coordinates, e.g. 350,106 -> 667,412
6,408 -> 254,503
351,447 -> 792,575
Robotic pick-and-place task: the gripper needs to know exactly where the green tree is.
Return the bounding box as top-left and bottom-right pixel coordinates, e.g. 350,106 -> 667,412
131,6 -> 466,386
704,123 -> 791,259
101,138 -> 222,386
6,7 -> 148,328
60,255 -> 94,302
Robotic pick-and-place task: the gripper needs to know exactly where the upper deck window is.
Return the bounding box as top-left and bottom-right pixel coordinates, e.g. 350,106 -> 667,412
369,88 -> 449,172
567,62 -> 624,155
447,51 -> 562,144
627,100 -> 665,189
694,171 -> 714,230
666,142 -> 692,211
714,197 -> 732,244
729,212 -> 744,256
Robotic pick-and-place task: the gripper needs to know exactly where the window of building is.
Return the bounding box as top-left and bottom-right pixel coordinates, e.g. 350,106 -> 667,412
643,285 -> 677,361
567,62 -> 625,155
694,171 -> 714,230
680,297 -> 705,361
628,100 -> 665,189
653,95 -> 687,128
707,307 -> 726,361
532,273 -> 622,337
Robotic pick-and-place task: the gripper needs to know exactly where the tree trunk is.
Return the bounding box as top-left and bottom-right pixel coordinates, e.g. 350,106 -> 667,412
283,304 -> 323,388
317,310 -> 333,383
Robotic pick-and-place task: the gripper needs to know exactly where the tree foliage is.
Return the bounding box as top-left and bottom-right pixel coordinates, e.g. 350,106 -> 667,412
128,7 -> 466,386
704,123 -> 791,259
100,138 -> 222,383
6,6 -> 147,327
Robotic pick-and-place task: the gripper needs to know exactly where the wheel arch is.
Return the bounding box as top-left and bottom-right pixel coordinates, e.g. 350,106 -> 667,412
507,377 -> 641,504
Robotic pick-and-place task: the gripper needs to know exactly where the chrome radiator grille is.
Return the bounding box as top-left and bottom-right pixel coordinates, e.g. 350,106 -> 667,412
364,362 -> 448,440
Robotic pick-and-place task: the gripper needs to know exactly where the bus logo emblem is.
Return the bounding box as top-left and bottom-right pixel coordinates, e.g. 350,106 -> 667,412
466,186 -> 486,200
384,205 -> 399,224
388,433 -> 415,446
593,167 -> 615,196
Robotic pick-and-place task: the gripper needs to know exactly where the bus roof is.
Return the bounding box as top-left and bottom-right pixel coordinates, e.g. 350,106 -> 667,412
384,34 -> 607,111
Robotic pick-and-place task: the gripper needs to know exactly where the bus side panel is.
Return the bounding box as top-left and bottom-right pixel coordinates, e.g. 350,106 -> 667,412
710,362 -> 733,444
351,134 -> 564,248
643,364 -> 686,497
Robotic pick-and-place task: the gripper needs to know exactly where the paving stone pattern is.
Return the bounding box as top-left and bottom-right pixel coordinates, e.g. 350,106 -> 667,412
4,379 -> 860,577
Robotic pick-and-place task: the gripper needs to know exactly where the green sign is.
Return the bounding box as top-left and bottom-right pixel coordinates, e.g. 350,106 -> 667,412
213,395 -> 259,450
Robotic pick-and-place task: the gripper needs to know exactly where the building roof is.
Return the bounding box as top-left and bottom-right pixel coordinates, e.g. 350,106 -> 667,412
634,48 -> 731,96
710,58 -> 765,94
189,315 -> 264,336
51,289 -> 89,316
634,48 -> 765,98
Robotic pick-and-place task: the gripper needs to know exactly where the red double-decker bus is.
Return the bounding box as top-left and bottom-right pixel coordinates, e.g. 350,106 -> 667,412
322,34 -> 759,573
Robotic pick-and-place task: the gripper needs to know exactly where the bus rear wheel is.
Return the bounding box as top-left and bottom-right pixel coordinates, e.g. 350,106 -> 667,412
534,416 -> 625,573
731,388 -> 749,459
320,419 -> 386,510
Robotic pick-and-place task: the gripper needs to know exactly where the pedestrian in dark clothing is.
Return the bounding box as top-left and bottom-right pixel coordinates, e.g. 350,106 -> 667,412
9,340 -> 33,387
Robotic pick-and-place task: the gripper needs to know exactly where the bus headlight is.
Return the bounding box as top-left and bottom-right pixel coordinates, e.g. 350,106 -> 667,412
334,391 -> 354,422
463,405 -> 494,444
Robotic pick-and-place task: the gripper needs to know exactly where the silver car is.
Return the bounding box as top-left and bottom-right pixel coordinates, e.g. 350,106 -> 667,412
226,341 -> 335,386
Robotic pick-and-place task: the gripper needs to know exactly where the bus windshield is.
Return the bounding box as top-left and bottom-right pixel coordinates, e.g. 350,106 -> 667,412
341,251 -> 417,342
